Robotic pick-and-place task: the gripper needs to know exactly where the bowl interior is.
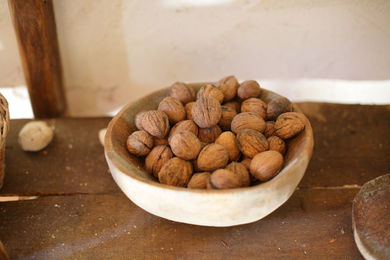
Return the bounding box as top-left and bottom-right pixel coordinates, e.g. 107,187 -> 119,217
105,83 -> 314,192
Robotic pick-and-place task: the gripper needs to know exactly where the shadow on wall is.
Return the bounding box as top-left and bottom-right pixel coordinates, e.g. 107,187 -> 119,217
52,0 -> 390,117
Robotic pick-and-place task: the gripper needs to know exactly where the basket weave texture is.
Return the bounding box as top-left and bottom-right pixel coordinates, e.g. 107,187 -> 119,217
0,94 -> 9,189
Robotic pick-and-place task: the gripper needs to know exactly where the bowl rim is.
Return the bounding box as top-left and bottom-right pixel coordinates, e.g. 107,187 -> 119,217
104,84 -> 314,194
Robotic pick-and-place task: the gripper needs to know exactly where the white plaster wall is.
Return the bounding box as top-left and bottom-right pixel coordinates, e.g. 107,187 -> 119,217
1,0 -> 390,117
0,0 -> 24,86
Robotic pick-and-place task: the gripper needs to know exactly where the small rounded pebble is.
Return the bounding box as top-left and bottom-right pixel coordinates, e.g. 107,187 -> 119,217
18,121 -> 54,152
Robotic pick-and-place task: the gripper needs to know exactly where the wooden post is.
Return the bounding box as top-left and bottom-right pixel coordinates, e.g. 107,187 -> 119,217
8,0 -> 66,118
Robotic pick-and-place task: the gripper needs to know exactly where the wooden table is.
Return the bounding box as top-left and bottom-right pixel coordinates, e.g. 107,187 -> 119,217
0,103 -> 389,259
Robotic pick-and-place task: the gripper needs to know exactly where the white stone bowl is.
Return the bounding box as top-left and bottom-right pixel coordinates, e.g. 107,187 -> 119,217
104,84 -> 314,227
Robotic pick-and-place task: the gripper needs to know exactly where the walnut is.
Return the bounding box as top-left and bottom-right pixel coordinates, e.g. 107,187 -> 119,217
126,130 -> 154,156
197,84 -> 224,104
274,112 -> 305,139
241,98 -> 267,119
197,144 -> 229,171
192,97 -> 222,128
215,131 -> 240,161
158,157 -> 193,187
266,97 -> 292,120
169,131 -> 201,160
145,145 -> 173,177
264,121 -> 276,138
225,162 -> 250,187
141,110 -> 170,138
153,137 -> 168,146
231,112 -> 265,134
158,97 -> 186,123
135,111 -> 146,130
268,136 -> 286,154
169,120 -> 198,137
185,102 -> 195,120
216,75 -> 239,102
198,125 -> 222,143
250,151 -> 284,181
240,157 -> 251,170
209,169 -> 242,189
218,105 -> 237,130
169,82 -> 195,104
236,129 -> 269,158
237,80 -> 261,100
187,172 -> 211,189
223,101 -> 241,113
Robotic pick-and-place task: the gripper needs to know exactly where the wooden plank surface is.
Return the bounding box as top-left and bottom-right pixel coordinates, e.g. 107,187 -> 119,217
0,103 -> 389,259
8,0 -> 66,117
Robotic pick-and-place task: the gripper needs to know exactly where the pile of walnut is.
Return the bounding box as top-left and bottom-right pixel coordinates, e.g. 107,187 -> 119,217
126,76 -> 305,189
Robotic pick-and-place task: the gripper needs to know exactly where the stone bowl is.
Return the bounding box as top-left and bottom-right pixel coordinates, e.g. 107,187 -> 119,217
104,83 -> 314,227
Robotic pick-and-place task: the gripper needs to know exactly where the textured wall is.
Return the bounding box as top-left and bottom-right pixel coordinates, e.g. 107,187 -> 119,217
1,0 -> 390,116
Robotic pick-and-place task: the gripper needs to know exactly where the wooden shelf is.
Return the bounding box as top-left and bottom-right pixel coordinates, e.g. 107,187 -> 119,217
0,103 -> 389,259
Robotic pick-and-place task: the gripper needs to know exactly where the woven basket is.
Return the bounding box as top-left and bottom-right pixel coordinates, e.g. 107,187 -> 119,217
0,94 -> 9,189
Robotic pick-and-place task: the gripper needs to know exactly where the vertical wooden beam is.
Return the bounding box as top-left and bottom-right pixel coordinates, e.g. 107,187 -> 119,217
8,0 -> 66,118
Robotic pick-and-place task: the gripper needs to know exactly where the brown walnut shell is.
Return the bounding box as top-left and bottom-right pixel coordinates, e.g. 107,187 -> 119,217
135,111 -> 146,130
231,112 -> 266,134
153,137 -> 168,146
223,101 -> 241,113
236,129 -> 269,158
209,169 -> 242,189
192,97 -> 222,128
225,162 -> 250,187
126,130 -> 154,157
215,131 -> 240,161
169,120 -> 198,137
185,102 -> 195,120
264,121 -> 276,138
266,97 -> 292,120
240,158 -> 251,170
216,75 -> 239,102
274,112 -> 305,139
141,110 -> 170,138
241,98 -> 267,119
198,125 -> 222,144
187,172 -> 211,189
197,144 -> 229,171
250,150 -> 284,181
158,97 -> 186,124
169,131 -> 201,160
237,80 -> 261,99
145,145 -> 173,177
197,84 -> 224,104
169,82 -> 196,104
219,106 -> 237,130
158,157 -> 193,187
267,136 -> 286,154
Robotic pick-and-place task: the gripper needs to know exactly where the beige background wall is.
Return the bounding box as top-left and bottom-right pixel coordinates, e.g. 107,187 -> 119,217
0,0 -> 389,117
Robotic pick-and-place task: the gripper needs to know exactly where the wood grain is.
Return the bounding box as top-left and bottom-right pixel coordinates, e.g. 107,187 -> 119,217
8,0 -> 66,118
0,103 -> 388,258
